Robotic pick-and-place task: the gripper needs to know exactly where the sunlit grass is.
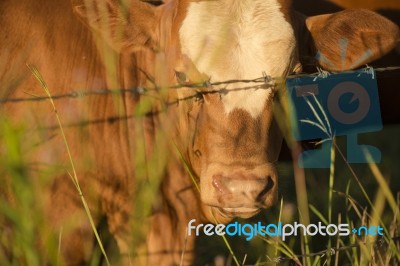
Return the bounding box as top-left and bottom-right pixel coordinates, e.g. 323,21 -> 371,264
1,69 -> 399,266
29,64 -> 111,266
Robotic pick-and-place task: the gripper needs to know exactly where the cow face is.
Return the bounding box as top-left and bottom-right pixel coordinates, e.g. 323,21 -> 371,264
175,0 -> 297,219
73,0 -> 399,221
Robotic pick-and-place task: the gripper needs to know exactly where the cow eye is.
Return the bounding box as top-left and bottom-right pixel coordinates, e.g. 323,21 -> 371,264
195,91 -> 204,102
142,0 -> 164,6
175,71 -> 189,84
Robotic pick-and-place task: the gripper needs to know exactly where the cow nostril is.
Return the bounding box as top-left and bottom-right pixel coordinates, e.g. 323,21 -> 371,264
256,176 -> 274,202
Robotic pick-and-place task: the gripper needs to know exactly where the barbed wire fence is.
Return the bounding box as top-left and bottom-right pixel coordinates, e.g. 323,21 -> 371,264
2,66 -> 400,105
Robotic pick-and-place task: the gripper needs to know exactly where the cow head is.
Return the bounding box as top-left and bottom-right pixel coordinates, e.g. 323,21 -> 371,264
173,0 -> 298,221
73,0 -> 399,222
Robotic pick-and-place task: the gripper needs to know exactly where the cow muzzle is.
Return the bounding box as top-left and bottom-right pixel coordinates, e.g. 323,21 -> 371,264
200,163 -> 277,219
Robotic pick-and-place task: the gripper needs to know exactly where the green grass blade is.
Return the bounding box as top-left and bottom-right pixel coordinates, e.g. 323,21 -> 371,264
28,64 -> 111,266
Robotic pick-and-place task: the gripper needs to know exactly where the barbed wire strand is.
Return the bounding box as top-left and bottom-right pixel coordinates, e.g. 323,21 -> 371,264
1,66 -> 399,104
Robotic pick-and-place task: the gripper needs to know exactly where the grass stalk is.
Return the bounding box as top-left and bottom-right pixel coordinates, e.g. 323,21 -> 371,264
28,64 -> 110,266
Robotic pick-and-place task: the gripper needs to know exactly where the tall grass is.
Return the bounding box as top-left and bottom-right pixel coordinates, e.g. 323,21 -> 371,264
1,69 -> 399,266
0,119 -> 57,266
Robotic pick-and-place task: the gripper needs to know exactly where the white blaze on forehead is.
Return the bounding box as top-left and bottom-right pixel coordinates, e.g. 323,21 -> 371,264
179,0 -> 296,118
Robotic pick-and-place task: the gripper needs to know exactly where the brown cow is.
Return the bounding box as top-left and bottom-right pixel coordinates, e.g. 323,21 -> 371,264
0,0 -> 398,265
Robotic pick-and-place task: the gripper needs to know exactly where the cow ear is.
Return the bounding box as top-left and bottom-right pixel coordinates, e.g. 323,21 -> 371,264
306,9 -> 400,71
72,0 -> 159,52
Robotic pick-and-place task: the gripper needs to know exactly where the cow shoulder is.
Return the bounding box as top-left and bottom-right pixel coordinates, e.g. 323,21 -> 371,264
297,9 -> 400,71
72,0 -> 160,52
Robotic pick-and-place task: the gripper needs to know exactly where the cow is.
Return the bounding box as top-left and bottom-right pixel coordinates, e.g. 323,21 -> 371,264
0,0 -> 398,265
